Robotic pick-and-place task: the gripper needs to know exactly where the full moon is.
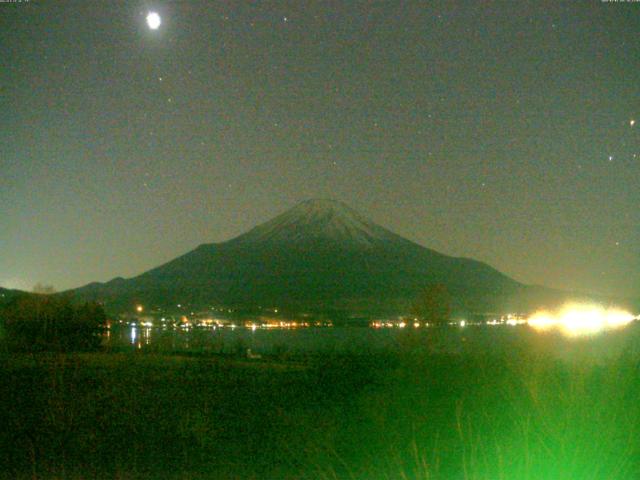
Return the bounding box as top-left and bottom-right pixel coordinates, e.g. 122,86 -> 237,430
146,12 -> 161,30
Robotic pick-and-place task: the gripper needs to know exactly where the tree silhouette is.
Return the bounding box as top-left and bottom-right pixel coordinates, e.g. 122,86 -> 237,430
1,296 -> 106,352
32,283 -> 56,294
411,284 -> 451,325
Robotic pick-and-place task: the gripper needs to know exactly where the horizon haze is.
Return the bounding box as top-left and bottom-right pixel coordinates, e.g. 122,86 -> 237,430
2,1 -> 638,298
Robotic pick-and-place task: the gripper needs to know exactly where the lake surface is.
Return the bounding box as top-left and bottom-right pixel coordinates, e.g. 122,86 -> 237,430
104,322 -> 640,362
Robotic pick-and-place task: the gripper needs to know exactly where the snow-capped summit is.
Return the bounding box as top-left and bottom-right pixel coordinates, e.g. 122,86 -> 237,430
70,198 -> 535,315
235,199 -> 399,246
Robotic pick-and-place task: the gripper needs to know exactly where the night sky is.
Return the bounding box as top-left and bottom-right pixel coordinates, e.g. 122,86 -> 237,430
2,1 -> 639,298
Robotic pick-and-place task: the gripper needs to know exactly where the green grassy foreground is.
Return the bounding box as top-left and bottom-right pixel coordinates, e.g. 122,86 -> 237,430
1,347 -> 639,479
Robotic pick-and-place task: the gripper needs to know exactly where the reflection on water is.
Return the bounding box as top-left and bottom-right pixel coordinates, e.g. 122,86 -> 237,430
104,320 -> 640,362
129,325 -> 152,349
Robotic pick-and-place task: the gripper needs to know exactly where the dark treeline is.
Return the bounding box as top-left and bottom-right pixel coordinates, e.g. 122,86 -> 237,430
0,295 -> 106,352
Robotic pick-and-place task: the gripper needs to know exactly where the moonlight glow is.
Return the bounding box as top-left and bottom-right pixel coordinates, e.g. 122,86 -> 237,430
146,12 -> 161,30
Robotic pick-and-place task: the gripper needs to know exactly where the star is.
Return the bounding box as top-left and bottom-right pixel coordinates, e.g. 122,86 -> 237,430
630,119 -> 635,127
608,155 -> 614,162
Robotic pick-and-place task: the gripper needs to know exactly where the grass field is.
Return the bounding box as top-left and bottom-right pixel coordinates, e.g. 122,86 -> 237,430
1,344 -> 639,479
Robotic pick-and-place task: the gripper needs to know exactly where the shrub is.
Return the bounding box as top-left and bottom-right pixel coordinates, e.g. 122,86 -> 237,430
0,295 -> 106,352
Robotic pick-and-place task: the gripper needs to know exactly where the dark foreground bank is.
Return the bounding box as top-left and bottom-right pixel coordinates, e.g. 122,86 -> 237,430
1,347 -> 639,480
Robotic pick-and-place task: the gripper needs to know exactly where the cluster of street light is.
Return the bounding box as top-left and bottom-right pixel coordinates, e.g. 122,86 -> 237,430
369,306 -> 638,337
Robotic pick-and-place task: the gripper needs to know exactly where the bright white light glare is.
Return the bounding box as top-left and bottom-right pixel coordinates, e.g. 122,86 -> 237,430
147,12 -> 161,30
527,313 -> 556,331
528,303 -> 636,337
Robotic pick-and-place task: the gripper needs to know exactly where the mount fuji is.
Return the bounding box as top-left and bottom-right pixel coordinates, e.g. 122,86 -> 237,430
69,199 -> 563,316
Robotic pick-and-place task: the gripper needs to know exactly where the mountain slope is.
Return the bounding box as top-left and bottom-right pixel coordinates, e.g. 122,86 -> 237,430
0,287 -> 38,310
70,199 -> 556,315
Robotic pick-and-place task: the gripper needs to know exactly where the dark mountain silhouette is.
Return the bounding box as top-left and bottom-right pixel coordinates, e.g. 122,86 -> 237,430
0,287 -> 32,305
68,199 -> 586,316
0,288 -> 46,320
